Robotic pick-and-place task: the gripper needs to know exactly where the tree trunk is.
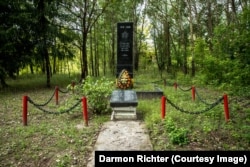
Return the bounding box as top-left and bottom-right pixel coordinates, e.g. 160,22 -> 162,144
188,0 -> 195,77
183,44 -> 188,75
29,64 -> 34,74
53,56 -> 56,74
81,32 -> 88,79
0,75 -> 7,88
164,21 -> 171,73
38,0 -> 50,87
90,30 -> 94,76
207,0 -> 213,51
44,47 -> 51,88
103,31 -> 106,75
111,25 -> 115,75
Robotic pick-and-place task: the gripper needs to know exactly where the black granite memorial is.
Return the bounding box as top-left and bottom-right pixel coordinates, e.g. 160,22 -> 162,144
116,22 -> 133,78
109,22 -> 138,120
110,90 -> 138,120
110,90 -> 138,107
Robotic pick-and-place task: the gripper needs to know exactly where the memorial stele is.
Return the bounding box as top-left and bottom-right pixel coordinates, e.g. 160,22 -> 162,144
116,22 -> 134,89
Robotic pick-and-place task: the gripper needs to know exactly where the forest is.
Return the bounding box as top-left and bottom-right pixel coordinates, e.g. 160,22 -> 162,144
0,0 -> 249,94
1,1 -> 250,165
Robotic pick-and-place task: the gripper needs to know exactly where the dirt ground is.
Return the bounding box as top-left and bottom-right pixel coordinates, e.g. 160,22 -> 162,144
86,120 -> 153,167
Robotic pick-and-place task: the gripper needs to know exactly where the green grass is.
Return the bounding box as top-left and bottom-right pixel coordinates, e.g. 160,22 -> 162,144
0,72 -> 249,167
138,83 -> 250,150
0,74 -> 110,167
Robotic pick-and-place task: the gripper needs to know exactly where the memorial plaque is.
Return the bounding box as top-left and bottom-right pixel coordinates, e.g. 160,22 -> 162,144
117,22 -> 133,78
110,90 -> 138,107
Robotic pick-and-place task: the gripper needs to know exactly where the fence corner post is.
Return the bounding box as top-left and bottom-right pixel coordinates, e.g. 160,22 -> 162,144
192,86 -> 196,101
174,82 -> 177,91
55,86 -> 59,105
223,94 -> 230,122
82,97 -> 88,126
161,96 -> 166,119
71,82 -> 75,94
22,95 -> 28,126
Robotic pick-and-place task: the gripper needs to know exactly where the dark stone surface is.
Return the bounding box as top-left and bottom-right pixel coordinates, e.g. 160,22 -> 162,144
117,22 -> 134,78
110,90 -> 138,107
136,90 -> 163,99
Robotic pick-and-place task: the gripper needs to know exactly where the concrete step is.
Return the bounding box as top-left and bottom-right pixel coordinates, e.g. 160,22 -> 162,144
111,111 -> 137,120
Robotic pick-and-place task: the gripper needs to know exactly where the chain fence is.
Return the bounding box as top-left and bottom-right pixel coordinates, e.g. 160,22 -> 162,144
31,89 -> 56,106
162,79 -> 174,86
195,89 -> 214,105
166,96 -> 224,115
28,97 -> 82,115
177,84 -> 192,92
58,88 -> 70,93
25,85 -> 81,115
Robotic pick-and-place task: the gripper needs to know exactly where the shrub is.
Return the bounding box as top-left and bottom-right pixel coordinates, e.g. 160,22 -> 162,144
80,76 -> 114,114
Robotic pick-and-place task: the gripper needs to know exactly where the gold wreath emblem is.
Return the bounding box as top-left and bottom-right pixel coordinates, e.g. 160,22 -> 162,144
116,69 -> 133,89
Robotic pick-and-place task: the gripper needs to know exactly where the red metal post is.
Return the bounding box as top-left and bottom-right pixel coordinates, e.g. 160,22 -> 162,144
174,82 -> 177,91
82,97 -> 88,126
223,94 -> 230,122
55,86 -> 59,105
22,96 -> 28,126
71,82 -> 75,93
192,86 -> 196,101
161,96 -> 166,119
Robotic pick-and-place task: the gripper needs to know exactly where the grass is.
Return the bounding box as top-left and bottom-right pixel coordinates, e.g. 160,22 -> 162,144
138,82 -> 250,150
0,74 -> 110,167
0,72 -> 249,166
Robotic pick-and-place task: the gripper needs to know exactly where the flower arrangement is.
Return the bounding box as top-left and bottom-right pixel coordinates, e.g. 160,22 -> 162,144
116,69 -> 133,89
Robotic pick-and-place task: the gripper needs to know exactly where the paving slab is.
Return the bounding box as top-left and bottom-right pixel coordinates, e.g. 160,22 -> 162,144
86,120 -> 152,167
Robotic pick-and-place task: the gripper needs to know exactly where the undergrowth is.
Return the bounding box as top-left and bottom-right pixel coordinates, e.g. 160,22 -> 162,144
138,81 -> 250,150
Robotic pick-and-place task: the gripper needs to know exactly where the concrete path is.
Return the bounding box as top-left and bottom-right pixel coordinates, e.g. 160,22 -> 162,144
86,120 -> 153,167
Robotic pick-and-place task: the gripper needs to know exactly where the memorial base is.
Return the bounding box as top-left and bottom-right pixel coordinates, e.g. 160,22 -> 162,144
111,107 -> 137,120
110,90 -> 138,121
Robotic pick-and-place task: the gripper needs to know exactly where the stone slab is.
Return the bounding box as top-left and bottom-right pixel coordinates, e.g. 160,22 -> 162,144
86,121 -> 152,167
136,91 -> 163,99
111,107 -> 137,120
110,90 -> 138,107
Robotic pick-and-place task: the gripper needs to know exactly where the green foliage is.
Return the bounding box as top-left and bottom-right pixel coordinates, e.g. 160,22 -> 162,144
0,1 -> 34,86
203,9 -> 250,91
142,81 -> 250,150
165,117 -> 189,145
168,128 -> 189,145
80,76 -> 114,114
164,117 -> 176,133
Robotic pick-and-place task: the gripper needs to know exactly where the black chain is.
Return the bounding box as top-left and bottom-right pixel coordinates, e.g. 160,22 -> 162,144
58,88 -> 69,93
166,96 -> 223,115
195,89 -> 214,105
177,84 -> 192,92
29,90 -> 56,106
28,97 -> 82,115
